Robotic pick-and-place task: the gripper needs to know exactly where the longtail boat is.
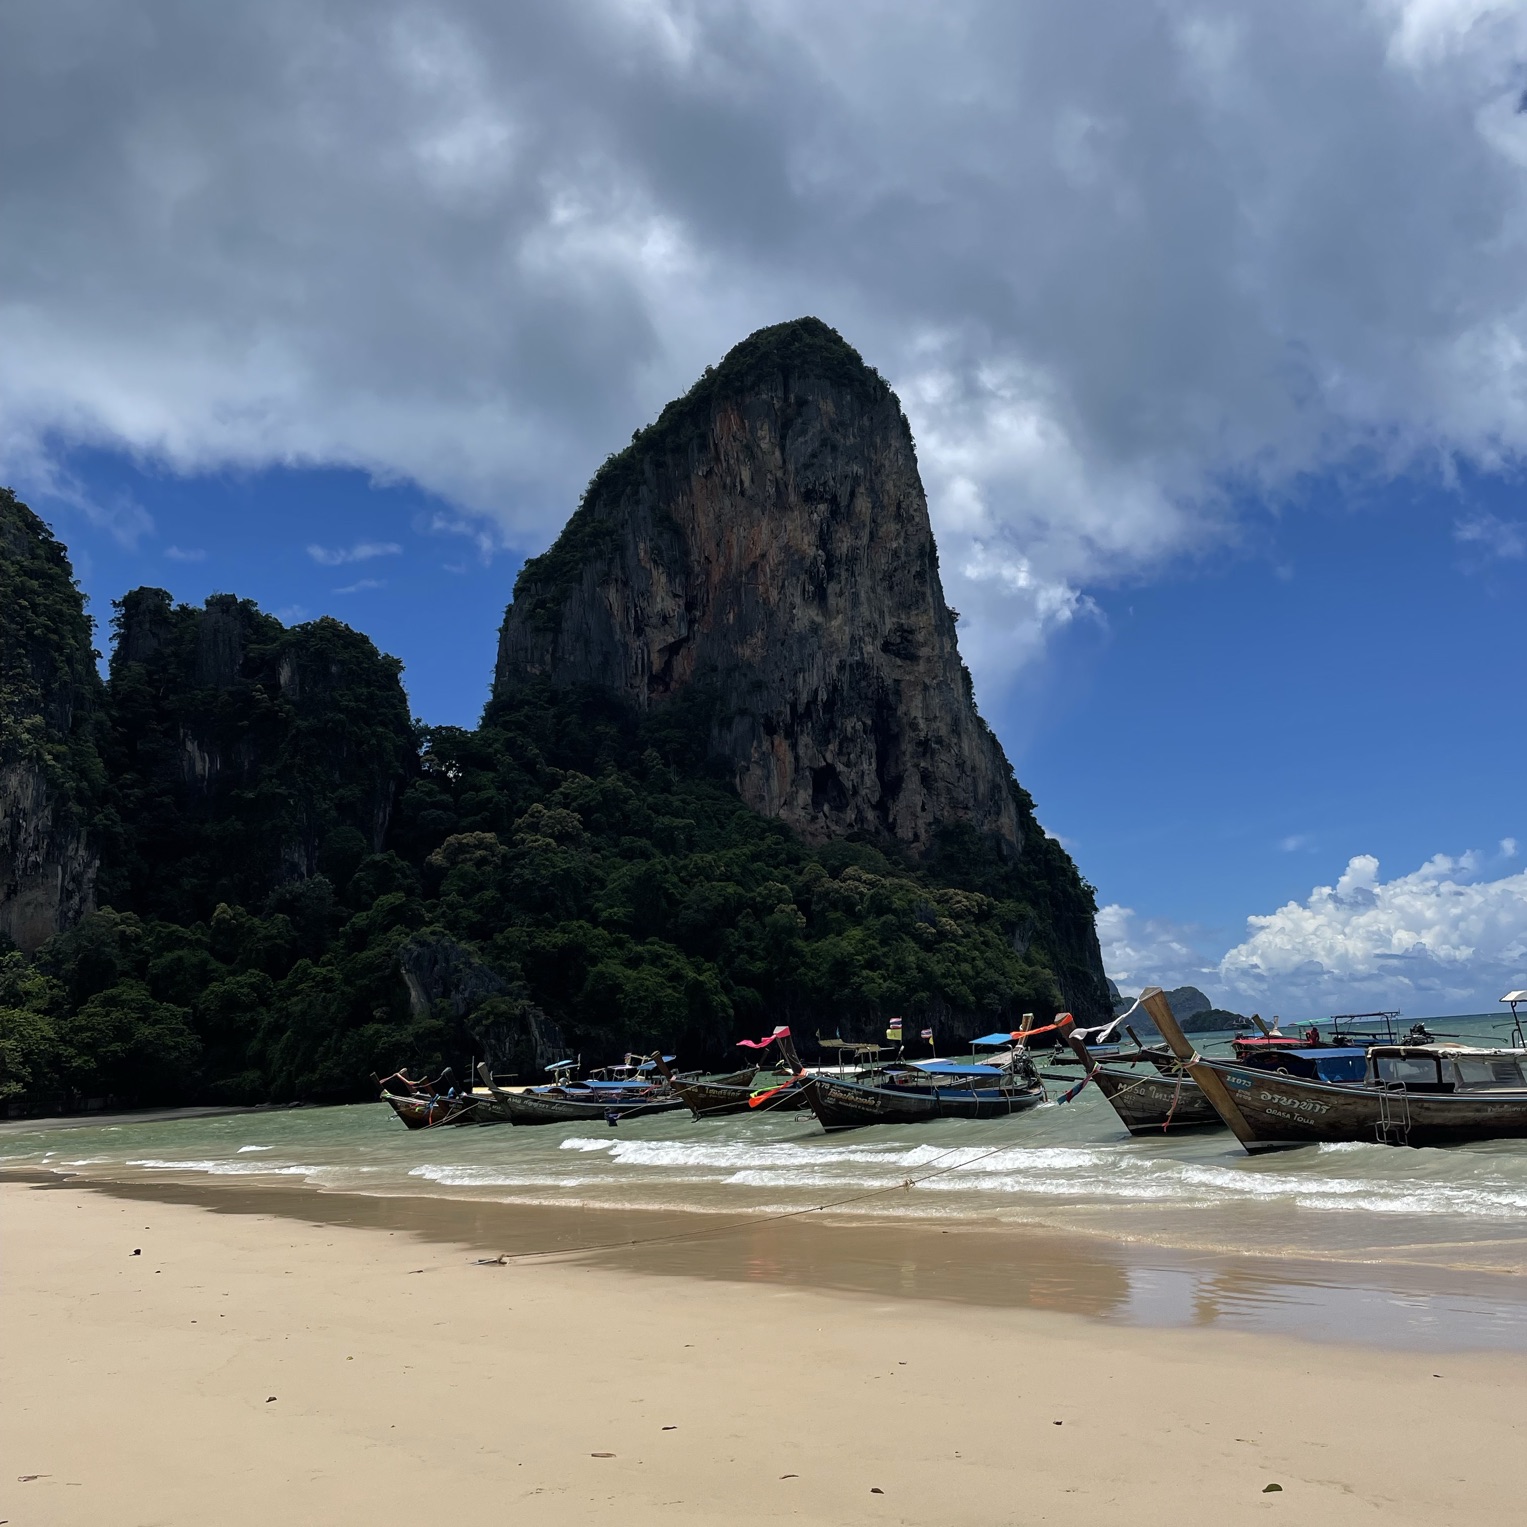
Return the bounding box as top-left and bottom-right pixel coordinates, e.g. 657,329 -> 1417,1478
1067,1017 -> 1399,1136
474,1062 -> 686,1125
1140,988 -> 1527,1151
381,1091 -> 480,1129
659,1027 -> 809,1118
1084,1062 -> 1222,1133
671,1072 -> 807,1118
803,1055 -> 1046,1130
373,1070 -> 480,1130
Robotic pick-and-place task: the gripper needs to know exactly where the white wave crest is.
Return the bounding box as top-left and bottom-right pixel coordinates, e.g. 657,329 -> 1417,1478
125,1157 -> 316,1177
408,1163 -> 606,1188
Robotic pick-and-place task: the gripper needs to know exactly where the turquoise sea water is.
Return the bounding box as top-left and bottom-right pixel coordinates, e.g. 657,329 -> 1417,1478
7,1018 -> 1527,1277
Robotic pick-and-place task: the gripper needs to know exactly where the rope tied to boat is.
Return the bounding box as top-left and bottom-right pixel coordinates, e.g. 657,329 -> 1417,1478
1159,1073 -> 1186,1132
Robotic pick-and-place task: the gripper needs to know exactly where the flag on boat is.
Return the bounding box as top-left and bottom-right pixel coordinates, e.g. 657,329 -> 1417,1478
919,1027 -> 933,1040
737,1025 -> 791,1050
1055,1074 -> 1091,1104
885,1017 -> 903,1041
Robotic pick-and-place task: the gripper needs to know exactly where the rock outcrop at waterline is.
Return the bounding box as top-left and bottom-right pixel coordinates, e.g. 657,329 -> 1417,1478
0,490 -> 103,952
496,318 -> 1021,854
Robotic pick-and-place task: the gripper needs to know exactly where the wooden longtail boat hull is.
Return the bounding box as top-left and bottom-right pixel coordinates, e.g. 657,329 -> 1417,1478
1090,1065 -> 1222,1134
1196,1059 -> 1527,1149
673,1078 -> 807,1118
381,1091 -> 479,1130
804,1075 -> 1045,1130
499,1090 -> 688,1126
467,1093 -> 519,1125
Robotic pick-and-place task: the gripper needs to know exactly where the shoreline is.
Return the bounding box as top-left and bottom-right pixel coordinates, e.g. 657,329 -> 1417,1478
12,1163 -> 1527,1352
6,1173 -> 1527,1527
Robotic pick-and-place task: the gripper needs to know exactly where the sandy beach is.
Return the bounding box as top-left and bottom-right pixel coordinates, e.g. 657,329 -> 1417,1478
5,1175 -> 1525,1526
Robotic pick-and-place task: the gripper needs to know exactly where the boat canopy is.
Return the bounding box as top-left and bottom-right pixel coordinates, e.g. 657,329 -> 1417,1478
971,1033 -> 1015,1048
573,1078 -> 655,1091
545,1059 -> 578,1072
1503,991 -> 1527,1004
906,1060 -> 1004,1078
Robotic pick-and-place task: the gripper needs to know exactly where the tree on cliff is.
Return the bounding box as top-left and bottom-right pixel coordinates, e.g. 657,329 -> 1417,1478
0,488 -> 106,956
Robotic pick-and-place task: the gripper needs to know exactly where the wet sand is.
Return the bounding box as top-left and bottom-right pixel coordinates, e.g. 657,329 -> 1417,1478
6,1174 -> 1527,1526
16,1165 -> 1527,1348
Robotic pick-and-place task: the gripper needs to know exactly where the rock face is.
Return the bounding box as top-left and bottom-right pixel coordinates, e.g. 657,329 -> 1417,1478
0,490 -> 102,952
496,320 -> 1110,1020
400,930 -> 565,1078
496,318 -> 1022,855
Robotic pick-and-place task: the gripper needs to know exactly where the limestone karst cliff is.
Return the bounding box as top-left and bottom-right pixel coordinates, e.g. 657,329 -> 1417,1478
0,490 -> 103,952
497,318 -> 1022,854
496,318 -> 1109,1019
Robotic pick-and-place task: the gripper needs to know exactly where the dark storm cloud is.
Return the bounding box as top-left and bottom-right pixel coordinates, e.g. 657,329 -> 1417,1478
5,0 -> 1527,678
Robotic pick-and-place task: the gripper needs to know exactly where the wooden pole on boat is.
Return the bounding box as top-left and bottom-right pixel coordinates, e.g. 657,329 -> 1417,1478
776,1031 -> 804,1075
1065,1020 -> 1098,1076
1138,987 -> 1259,1148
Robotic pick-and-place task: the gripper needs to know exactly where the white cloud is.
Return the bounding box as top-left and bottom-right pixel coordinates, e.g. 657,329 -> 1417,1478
8,2 -> 1527,683
164,545 -> 205,562
333,578 -> 385,594
307,542 -> 403,566
1279,833 -> 1314,853
1455,512 -> 1527,560
425,511 -> 502,564
1096,903 -> 1220,996
1103,847 -> 1527,1017
1218,851 -> 1527,1015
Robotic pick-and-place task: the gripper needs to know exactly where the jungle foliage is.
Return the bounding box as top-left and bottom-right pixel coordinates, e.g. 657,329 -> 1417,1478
0,487 -> 107,815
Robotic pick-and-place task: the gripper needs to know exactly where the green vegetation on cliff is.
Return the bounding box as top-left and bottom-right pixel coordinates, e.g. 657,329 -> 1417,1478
0,487 -> 106,812
2,664 -> 1092,1108
99,587 -> 416,924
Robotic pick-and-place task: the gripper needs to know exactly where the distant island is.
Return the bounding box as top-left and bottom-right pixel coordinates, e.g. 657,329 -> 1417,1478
0,319 -> 1109,1115
1107,981 -> 1254,1035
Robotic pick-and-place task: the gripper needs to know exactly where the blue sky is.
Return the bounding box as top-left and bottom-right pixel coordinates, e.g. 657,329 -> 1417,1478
7,0 -> 1527,1019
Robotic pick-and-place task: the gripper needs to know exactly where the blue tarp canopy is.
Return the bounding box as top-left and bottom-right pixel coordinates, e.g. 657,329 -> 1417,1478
906,1060 -> 1003,1077
574,1078 -> 655,1091
1287,1047 -> 1365,1060
971,1033 -> 1015,1048
545,1060 -> 578,1072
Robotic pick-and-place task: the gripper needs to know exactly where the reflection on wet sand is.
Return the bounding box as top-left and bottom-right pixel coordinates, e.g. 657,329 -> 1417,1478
24,1167 -> 1527,1352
